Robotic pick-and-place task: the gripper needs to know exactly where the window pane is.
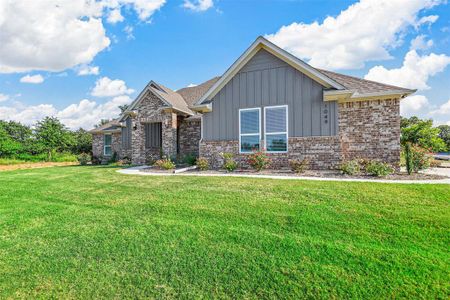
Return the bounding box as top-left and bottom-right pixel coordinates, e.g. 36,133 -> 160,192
104,146 -> 112,156
266,134 -> 287,152
240,135 -> 260,152
240,109 -> 259,134
266,107 -> 287,133
104,135 -> 112,146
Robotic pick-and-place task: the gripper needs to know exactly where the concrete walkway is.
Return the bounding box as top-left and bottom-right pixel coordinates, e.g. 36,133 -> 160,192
117,166 -> 450,184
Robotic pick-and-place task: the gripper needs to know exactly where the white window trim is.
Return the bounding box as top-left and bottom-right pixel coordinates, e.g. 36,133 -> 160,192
264,105 -> 288,153
104,134 -> 112,156
239,107 -> 261,154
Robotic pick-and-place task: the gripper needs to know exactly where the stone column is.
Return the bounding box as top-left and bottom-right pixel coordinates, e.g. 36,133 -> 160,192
162,112 -> 178,158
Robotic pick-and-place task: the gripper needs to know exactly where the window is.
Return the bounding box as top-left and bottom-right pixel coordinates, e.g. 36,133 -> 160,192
104,134 -> 112,156
239,108 -> 260,153
145,122 -> 162,148
121,117 -> 131,150
264,105 -> 288,153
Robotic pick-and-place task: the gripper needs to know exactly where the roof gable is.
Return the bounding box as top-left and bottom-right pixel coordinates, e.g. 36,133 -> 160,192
195,36 -> 345,105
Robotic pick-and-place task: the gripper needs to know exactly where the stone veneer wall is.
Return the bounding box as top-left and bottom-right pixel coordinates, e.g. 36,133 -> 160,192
199,98 -> 401,170
128,90 -> 178,164
199,136 -> 341,170
92,132 -> 121,163
338,99 -> 400,166
178,117 -> 201,156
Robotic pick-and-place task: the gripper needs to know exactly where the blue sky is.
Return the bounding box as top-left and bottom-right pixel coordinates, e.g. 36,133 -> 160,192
0,0 -> 449,129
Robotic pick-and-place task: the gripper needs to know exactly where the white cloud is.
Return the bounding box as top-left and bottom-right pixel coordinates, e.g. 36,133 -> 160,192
0,0 -> 166,74
0,96 -> 132,129
124,26 -> 135,40
365,50 -> 450,90
183,0 -> 214,12
0,1 -> 110,73
20,74 -> 44,84
91,77 -> 135,97
400,95 -> 430,117
265,0 -> 443,70
430,99 -> 450,115
416,15 -> 439,28
77,65 -> 100,76
0,94 -> 9,102
410,35 -> 433,50
186,83 -> 198,87
107,8 -> 124,23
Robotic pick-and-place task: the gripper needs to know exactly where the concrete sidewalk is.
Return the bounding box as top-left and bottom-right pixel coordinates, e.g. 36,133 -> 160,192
117,166 -> 450,184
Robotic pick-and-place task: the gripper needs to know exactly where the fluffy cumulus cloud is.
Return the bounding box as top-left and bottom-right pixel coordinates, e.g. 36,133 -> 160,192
430,99 -> 450,116
364,50 -> 450,90
183,0 -> 214,12
0,96 -> 132,129
77,65 -> 100,76
20,74 -> 44,84
91,77 -> 135,97
0,0 -> 166,74
265,0 -> 443,70
400,95 -> 430,117
410,35 -> 434,50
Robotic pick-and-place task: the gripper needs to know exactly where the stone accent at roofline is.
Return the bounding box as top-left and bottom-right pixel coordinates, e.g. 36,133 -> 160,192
199,136 -> 341,170
338,98 -> 401,166
129,90 -> 178,165
178,117 -> 201,157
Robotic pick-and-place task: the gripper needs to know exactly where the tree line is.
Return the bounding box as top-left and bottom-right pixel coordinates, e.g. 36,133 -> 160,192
0,117 -> 92,161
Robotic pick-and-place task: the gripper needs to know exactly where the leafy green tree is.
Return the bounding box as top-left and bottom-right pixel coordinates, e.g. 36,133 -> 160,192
70,128 -> 92,154
437,125 -> 450,151
0,125 -> 23,157
34,117 -> 73,160
119,104 -> 129,113
400,116 -> 446,152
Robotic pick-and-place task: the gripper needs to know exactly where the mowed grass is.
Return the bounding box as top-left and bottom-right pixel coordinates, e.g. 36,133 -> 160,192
0,166 -> 448,299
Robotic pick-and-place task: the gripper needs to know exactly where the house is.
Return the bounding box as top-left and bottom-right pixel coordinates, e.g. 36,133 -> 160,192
90,36 -> 415,169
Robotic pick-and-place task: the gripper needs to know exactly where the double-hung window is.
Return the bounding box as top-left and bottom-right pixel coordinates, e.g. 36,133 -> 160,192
104,134 -> 112,156
239,108 -> 261,153
264,105 -> 288,153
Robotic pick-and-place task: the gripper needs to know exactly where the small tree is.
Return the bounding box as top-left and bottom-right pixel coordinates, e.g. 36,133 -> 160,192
400,116 -> 446,152
34,117 -> 72,161
437,125 -> 450,151
70,128 -> 93,154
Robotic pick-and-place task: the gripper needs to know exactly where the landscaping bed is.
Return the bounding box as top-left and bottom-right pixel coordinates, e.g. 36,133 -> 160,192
183,168 -> 448,180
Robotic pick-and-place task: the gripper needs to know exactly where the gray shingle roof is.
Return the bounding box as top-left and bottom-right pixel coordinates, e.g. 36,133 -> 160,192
177,77 -> 220,106
89,119 -> 121,133
317,69 -> 415,95
150,82 -> 194,115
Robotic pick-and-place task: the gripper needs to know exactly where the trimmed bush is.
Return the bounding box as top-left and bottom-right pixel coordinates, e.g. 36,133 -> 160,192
340,160 -> 361,175
247,151 -> 271,171
196,157 -> 209,171
289,159 -> 309,174
183,153 -> 197,166
154,158 -> 176,170
221,152 -> 238,172
77,153 -> 91,165
366,161 -> 394,177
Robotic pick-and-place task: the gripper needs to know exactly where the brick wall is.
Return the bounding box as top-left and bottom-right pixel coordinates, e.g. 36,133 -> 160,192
338,99 -> 401,166
178,117 -> 201,157
92,132 -> 121,163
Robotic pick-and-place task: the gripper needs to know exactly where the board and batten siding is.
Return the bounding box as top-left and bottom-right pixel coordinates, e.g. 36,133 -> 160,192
202,49 -> 338,141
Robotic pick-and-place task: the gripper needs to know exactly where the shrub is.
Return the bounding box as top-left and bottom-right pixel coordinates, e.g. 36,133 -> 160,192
108,152 -> 118,164
183,153 -> 197,166
154,158 -> 176,170
221,152 -> 238,172
196,157 -> 209,171
77,153 -> 91,165
92,156 -> 102,165
366,161 -> 394,177
247,151 -> 270,171
289,159 -> 309,174
404,143 -> 431,174
52,152 -> 78,162
116,157 -> 132,166
340,160 -> 361,175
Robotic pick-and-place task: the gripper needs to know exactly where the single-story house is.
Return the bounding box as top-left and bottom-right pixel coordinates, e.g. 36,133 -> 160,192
90,36 -> 415,169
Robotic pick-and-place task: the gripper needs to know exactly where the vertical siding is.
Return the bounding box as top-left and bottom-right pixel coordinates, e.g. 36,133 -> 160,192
203,49 -> 338,141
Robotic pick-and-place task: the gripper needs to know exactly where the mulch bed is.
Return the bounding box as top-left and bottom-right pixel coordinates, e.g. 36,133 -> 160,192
184,168 -> 448,181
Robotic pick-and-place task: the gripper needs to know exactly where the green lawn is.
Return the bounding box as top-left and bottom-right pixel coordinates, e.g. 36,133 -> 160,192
0,166 -> 449,299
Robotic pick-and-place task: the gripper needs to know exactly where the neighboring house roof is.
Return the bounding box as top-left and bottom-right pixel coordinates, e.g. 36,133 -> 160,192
177,77 -> 221,106
317,69 -> 416,98
89,119 -> 121,133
